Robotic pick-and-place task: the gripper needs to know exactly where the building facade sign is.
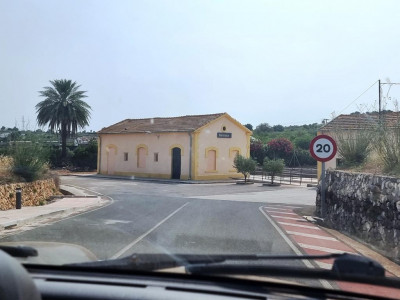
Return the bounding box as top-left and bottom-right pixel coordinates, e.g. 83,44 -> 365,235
217,132 -> 232,138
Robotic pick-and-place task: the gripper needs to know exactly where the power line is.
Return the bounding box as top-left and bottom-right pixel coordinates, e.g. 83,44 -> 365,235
337,80 -> 379,116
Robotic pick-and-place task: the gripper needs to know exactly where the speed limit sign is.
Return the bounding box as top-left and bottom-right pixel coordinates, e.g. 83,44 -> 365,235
309,135 -> 337,162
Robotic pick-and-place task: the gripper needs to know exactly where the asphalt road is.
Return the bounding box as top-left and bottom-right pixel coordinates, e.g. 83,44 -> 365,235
0,176 -> 319,283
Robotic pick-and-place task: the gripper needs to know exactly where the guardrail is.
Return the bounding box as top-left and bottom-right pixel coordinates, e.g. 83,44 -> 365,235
250,167 -> 317,185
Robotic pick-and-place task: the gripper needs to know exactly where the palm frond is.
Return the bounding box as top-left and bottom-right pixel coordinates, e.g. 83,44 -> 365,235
36,79 -> 91,135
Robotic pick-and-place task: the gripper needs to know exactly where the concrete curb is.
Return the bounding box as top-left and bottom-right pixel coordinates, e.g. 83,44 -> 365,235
0,185 -> 109,231
62,174 -> 239,184
0,208 -> 78,230
64,173 -> 316,187
302,215 -> 400,275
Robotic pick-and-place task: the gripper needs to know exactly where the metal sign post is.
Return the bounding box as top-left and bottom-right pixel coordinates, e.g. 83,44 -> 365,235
309,135 -> 337,218
321,161 -> 326,217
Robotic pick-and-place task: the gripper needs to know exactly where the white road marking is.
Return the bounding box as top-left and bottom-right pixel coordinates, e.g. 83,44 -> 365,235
286,231 -> 338,241
262,207 -> 292,212
265,211 -> 297,215
259,206 -> 333,289
270,215 -> 305,221
298,243 -> 355,254
265,205 -> 303,209
104,219 -> 131,225
278,222 -> 321,230
111,202 -> 190,259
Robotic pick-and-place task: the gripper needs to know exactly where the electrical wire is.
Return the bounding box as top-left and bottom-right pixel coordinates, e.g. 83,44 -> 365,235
337,80 -> 379,116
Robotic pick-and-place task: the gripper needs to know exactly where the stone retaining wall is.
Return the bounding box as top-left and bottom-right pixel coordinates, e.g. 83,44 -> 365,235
0,179 -> 59,210
316,170 -> 400,262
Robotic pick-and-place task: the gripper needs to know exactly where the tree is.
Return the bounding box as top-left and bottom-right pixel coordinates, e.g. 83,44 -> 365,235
294,136 -> 311,150
250,139 -> 266,165
272,124 -> 284,132
263,158 -> 284,184
36,79 -> 91,161
233,154 -> 256,183
71,140 -> 98,170
254,123 -> 272,134
267,138 -> 293,160
244,123 -> 253,131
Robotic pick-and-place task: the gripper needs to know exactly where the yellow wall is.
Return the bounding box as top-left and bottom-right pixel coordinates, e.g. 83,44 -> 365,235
99,132 -> 190,178
98,114 -> 251,180
194,115 -> 250,180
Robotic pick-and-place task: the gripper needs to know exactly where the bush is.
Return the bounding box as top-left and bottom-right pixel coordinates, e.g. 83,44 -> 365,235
266,138 -> 293,164
294,136 -> 311,150
263,158 -> 285,184
48,146 -> 74,168
267,138 -> 293,155
250,139 -> 266,165
11,143 -> 48,182
294,149 -> 317,166
233,154 -> 256,183
333,128 -> 372,167
71,140 -> 98,170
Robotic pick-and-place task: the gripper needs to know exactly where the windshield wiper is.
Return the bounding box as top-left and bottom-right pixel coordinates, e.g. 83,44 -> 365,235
64,253 -> 400,288
186,253 -> 400,289
67,253 -> 344,270
0,245 -> 38,257
189,253 -> 385,277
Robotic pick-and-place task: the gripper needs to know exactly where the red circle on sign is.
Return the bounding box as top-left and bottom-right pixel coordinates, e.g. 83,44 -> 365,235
309,134 -> 337,162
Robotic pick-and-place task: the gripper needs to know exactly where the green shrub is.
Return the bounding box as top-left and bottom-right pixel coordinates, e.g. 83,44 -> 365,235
294,136 -> 311,150
233,154 -> 256,183
11,143 -> 48,182
263,158 -> 285,184
48,146 -> 74,168
71,140 -> 98,170
293,149 -> 316,167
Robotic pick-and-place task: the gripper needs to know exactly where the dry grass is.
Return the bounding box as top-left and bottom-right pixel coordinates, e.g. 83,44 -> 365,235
0,155 -> 16,184
339,153 -> 385,175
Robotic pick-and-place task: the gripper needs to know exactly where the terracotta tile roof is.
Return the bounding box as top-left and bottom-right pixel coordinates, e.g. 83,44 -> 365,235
320,112 -> 400,131
98,113 -> 226,134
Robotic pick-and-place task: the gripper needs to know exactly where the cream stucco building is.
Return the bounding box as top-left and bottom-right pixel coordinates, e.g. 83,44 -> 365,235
97,113 -> 252,180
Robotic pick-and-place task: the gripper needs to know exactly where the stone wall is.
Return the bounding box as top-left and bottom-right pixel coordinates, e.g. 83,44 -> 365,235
316,170 -> 400,263
0,179 -> 59,210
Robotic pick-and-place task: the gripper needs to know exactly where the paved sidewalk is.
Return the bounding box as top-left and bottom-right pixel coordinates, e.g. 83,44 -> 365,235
0,185 -> 109,231
261,204 -> 400,298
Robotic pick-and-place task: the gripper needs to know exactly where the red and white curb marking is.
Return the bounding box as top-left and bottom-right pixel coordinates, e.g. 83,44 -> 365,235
260,205 -> 400,299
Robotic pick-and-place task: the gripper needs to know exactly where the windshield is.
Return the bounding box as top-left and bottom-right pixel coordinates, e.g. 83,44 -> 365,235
1,0 -> 400,299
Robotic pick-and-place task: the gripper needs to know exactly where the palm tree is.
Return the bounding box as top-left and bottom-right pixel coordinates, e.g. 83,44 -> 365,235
36,79 -> 91,161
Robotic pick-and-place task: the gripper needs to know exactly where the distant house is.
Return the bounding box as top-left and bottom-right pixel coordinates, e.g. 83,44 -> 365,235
0,132 -> 10,139
319,111 -> 400,171
97,113 -> 252,180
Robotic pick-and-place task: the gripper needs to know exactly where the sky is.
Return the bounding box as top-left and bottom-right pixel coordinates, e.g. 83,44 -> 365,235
1,0 -> 400,132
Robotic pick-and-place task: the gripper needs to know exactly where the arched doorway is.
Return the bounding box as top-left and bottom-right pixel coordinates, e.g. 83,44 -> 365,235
171,147 -> 181,179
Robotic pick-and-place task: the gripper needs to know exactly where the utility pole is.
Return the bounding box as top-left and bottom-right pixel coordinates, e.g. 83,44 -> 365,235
379,79 -> 400,123
378,79 -> 381,122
